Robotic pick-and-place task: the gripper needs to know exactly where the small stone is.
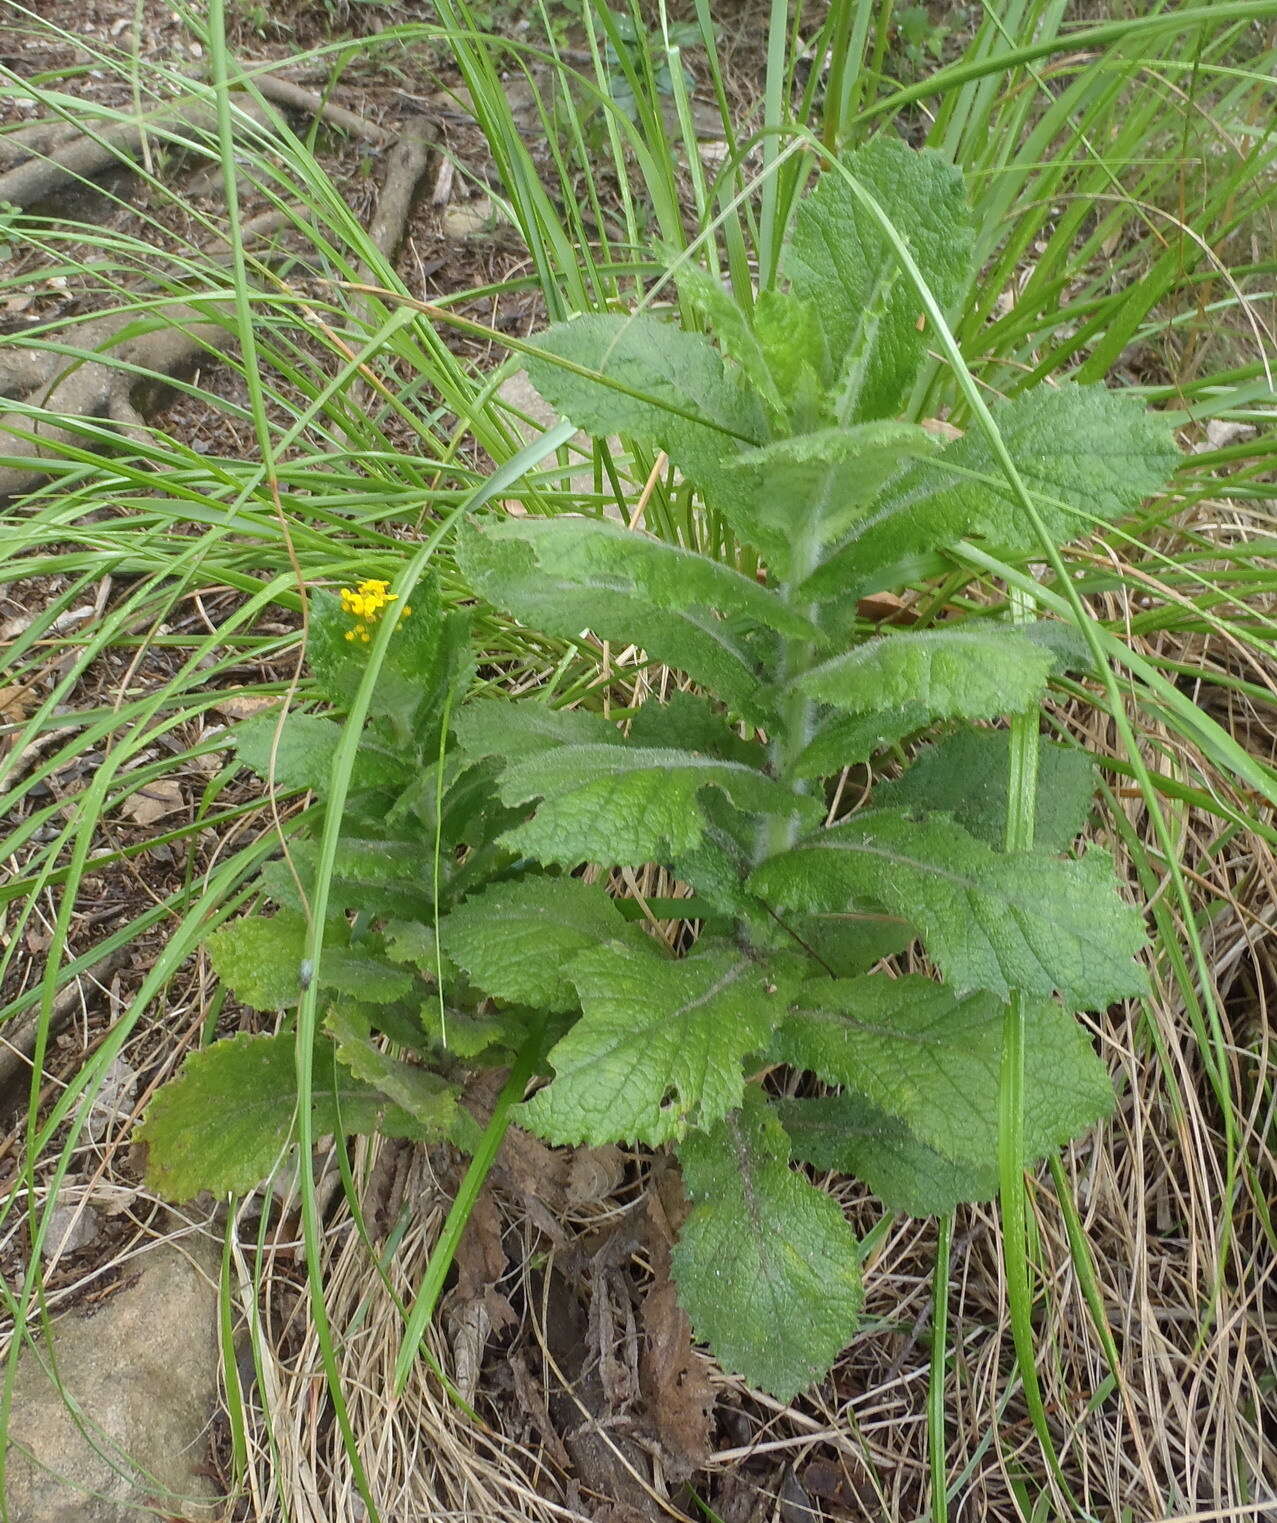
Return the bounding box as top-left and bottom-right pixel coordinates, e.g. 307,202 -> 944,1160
4,1241 -> 222,1522
443,196 -> 493,239
40,1196 -> 101,1263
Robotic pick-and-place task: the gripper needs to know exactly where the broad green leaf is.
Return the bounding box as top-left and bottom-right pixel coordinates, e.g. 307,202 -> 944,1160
454,698 -> 622,765
461,515 -> 816,639
380,924 -> 465,1006
382,919 -> 440,969
307,580 -> 469,751
785,912 -> 915,978
626,691 -> 762,766
785,139 -> 973,421
495,743 -> 821,868
272,828 -> 438,907
773,975 -> 1114,1167
1021,618 -> 1095,675
255,858 -> 306,914
674,260 -> 785,415
362,1001 -> 435,1054
749,810 -> 1146,1007
269,835 -> 433,922
233,712 -> 407,796
206,912 -> 309,1010
668,792 -> 771,922
426,1007 -> 522,1061
520,940 -> 785,1145
457,520 -> 780,723
137,1032 -> 428,1202
797,627 -> 1055,724
808,384 -> 1179,585
393,753 -> 525,861
876,728 -> 1096,851
716,422 -> 937,568
672,1090 -> 862,1400
667,780 -> 909,972
306,584 -> 416,710
524,311 -> 764,484
752,289 -> 828,419
209,911 -> 417,1011
791,704 -> 932,780
950,385 -> 1179,553
440,876 -> 637,1012
327,1006 -> 457,1134
774,1093 -> 998,1215
232,712 -> 336,792
318,945 -> 415,1004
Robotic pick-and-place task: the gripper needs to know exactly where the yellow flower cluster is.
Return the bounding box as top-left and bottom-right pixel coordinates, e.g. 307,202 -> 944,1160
339,578 -> 410,642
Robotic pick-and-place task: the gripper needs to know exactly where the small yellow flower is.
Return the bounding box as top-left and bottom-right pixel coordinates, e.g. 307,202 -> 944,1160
338,578 -> 405,643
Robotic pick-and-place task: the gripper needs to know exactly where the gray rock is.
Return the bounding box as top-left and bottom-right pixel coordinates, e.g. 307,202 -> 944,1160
39,1194 -> 102,1264
4,1239 -> 223,1521
442,195 -> 493,239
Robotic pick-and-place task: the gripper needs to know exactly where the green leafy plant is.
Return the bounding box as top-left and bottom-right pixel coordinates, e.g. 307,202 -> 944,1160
893,4 -> 953,77
598,7 -> 700,121
139,138 -> 1177,1401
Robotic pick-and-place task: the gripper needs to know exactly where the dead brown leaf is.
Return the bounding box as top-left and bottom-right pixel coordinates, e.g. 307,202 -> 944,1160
210,694 -> 283,723
638,1175 -> 713,1475
451,1185 -> 517,1335
566,1145 -> 626,1207
921,415 -> 963,443
498,1122 -> 571,1214
0,682 -> 37,725
122,777 -> 184,826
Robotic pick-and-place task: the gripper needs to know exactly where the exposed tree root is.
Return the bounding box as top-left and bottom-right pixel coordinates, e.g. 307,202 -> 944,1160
0,118 -> 83,169
0,91 -> 435,498
0,101 -> 236,211
252,72 -> 396,149
0,74 -> 394,210
0,307 -> 233,497
365,120 -> 436,263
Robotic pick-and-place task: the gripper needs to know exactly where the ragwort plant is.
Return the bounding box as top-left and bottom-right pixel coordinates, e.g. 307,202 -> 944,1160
140,139 -> 1178,1400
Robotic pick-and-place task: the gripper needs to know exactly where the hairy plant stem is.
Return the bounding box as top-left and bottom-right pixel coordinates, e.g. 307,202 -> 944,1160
759,522 -> 823,864
998,588 -> 1078,1506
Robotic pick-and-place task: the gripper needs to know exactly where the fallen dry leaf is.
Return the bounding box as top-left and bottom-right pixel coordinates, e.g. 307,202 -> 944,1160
0,682 -> 37,725
122,776 -> 184,826
639,1178 -> 713,1474
446,1185 -> 516,1401
566,1145 -> 626,1207
856,590 -> 917,625
210,694 -> 284,723
1194,418 -> 1257,453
